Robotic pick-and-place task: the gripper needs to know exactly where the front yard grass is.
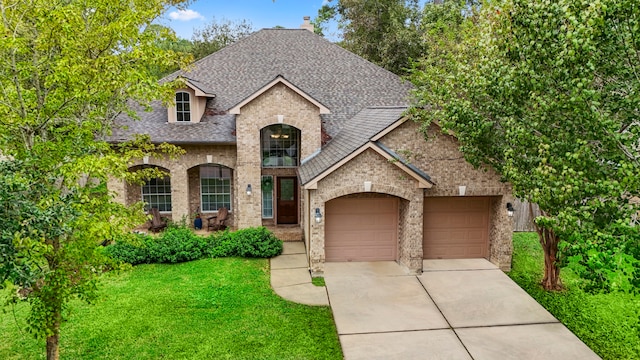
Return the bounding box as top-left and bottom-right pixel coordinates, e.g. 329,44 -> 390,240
0,258 -> 343,360
509,232 -> 640,360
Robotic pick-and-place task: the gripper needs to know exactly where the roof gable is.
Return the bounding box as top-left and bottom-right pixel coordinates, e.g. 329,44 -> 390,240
299,106 -> 433,188
229,76 -> 330,114
302,142 -> 433,190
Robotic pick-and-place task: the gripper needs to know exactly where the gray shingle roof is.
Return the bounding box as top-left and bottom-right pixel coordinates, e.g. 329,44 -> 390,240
299,106 -> 417,184
110,101 -> 236,144
109,28 -> 413,144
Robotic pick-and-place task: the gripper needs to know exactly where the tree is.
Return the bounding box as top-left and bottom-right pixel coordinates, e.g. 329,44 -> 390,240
190,18 -> 254,60
410,0 -> 640,291
145,24 -> 194,78
0,1 -> 187,359
314,0 -> 424,75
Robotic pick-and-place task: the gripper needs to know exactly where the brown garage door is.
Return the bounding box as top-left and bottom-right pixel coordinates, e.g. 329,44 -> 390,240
423,197 -> 490,259
325,197 -> 398,262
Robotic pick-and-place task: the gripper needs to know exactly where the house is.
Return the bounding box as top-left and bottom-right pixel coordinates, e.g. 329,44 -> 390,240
107,18 -> 513,275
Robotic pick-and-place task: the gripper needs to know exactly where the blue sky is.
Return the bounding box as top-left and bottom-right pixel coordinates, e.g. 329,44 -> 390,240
160,0 -> 330,40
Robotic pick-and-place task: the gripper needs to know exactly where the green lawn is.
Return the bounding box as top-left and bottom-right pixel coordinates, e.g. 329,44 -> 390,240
509,232 -> 640,360
0,258 -> 343,360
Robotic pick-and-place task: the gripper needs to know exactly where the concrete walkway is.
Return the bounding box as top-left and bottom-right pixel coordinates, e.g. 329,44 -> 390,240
270,246 -> 600,359
270,242 -> 329,306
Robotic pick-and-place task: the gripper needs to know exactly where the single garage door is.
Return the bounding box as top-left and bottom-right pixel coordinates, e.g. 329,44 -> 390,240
325,197 -> 398,262
423,197 -> 490,259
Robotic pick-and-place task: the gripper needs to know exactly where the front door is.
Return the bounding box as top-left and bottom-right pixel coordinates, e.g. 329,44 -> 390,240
277,177 -> 298,224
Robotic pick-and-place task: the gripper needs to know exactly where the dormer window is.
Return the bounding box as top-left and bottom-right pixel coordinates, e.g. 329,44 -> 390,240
175,92 -> 191,122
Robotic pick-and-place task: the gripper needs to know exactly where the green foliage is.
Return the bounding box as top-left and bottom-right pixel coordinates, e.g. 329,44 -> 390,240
147,227 -> 208,264
410,0 -> 640,291
510,233 -> 640,360
311,277 -> 326,287
105,227 -> 284,265
0,0 -> 190,357
144,24 -> 194,78
0,259 -> 343,359
190,18 -> 254,61
562,225 -> 640,294
316,0 -> 424,75
232,227 -> 284,258
103,233 -> 154,265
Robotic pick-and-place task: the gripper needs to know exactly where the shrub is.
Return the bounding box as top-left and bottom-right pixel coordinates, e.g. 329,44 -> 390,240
103,232 -> 153,265
147,226 -> 208,263
234,227 -> 283,258
208,227 -> 283,258
207,230 -> 237,258
510,232 -> 640,360
105,226 -> 283,265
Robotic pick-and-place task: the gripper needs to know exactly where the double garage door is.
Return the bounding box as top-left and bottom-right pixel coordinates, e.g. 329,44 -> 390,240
324,196 -> 490,262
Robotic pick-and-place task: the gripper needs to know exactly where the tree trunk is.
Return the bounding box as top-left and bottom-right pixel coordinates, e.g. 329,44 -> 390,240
533,212 -> 563,291
46,311 -> 61,360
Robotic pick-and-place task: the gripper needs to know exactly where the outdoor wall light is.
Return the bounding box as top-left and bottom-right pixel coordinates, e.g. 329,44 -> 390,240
315,208 -> 323,223
246,184 -> 252,196
506,202 -> 515,217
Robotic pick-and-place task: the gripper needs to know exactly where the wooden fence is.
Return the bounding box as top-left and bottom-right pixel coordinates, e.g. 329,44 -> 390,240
512,199 -> 541,232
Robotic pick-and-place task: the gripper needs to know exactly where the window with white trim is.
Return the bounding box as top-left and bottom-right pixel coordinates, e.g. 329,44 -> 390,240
200,165 -> 232,212
142,176 -> 172,212
175,91 -> 191,122
261,175 -> 273,218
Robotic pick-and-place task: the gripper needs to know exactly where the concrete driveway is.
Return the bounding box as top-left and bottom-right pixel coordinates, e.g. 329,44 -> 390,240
324,260 -> 601,360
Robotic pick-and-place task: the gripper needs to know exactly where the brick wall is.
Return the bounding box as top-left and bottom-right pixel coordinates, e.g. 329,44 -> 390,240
111,145 -> 238,227
381,120 -> 513,270
306,119 -> 513,275
309,149 -> 423,275
235,83 -> 322,228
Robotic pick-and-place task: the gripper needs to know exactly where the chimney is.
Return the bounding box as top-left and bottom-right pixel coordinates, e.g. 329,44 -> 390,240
300,16 -> 314,32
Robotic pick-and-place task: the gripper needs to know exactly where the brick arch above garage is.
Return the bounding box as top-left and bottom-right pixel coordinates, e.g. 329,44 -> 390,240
308,148 -> 425,273
315,149 -> 421,203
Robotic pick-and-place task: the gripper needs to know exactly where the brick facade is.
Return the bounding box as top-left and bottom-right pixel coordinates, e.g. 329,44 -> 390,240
309,149 -> 424,275
235,83 -> 322,229
306,120 -> 513,275
112,145 -> 237,227
381,121 -> 513,270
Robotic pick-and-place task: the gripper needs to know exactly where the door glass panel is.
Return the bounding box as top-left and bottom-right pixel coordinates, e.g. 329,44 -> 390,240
280,179 -> 294,201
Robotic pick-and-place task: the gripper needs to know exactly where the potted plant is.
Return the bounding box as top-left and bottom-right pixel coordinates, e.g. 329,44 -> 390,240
193,210 -> 203,230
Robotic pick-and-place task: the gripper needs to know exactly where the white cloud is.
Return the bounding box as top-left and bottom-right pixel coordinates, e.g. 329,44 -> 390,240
168,9 -> 204,21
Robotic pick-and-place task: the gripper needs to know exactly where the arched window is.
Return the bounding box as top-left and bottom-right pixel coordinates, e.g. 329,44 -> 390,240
175,92 -> 191,122
142,175 -> 172,212
200,165 -> 232,211
261,124 -> 300,167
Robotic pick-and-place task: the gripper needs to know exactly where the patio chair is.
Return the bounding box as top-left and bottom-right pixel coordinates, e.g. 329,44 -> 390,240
148,208 -> 167,233
207,207 -> 229,231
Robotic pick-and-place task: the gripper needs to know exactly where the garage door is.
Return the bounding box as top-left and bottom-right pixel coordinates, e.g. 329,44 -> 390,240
423,197 -> 490,259
325,197 -> 398,262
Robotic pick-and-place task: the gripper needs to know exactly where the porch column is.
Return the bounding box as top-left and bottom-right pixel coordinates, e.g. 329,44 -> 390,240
170,166 -> 189,221
107,177 -> 126,205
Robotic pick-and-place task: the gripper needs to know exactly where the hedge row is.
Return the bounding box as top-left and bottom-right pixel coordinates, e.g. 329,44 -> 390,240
104,226 -> 283,265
